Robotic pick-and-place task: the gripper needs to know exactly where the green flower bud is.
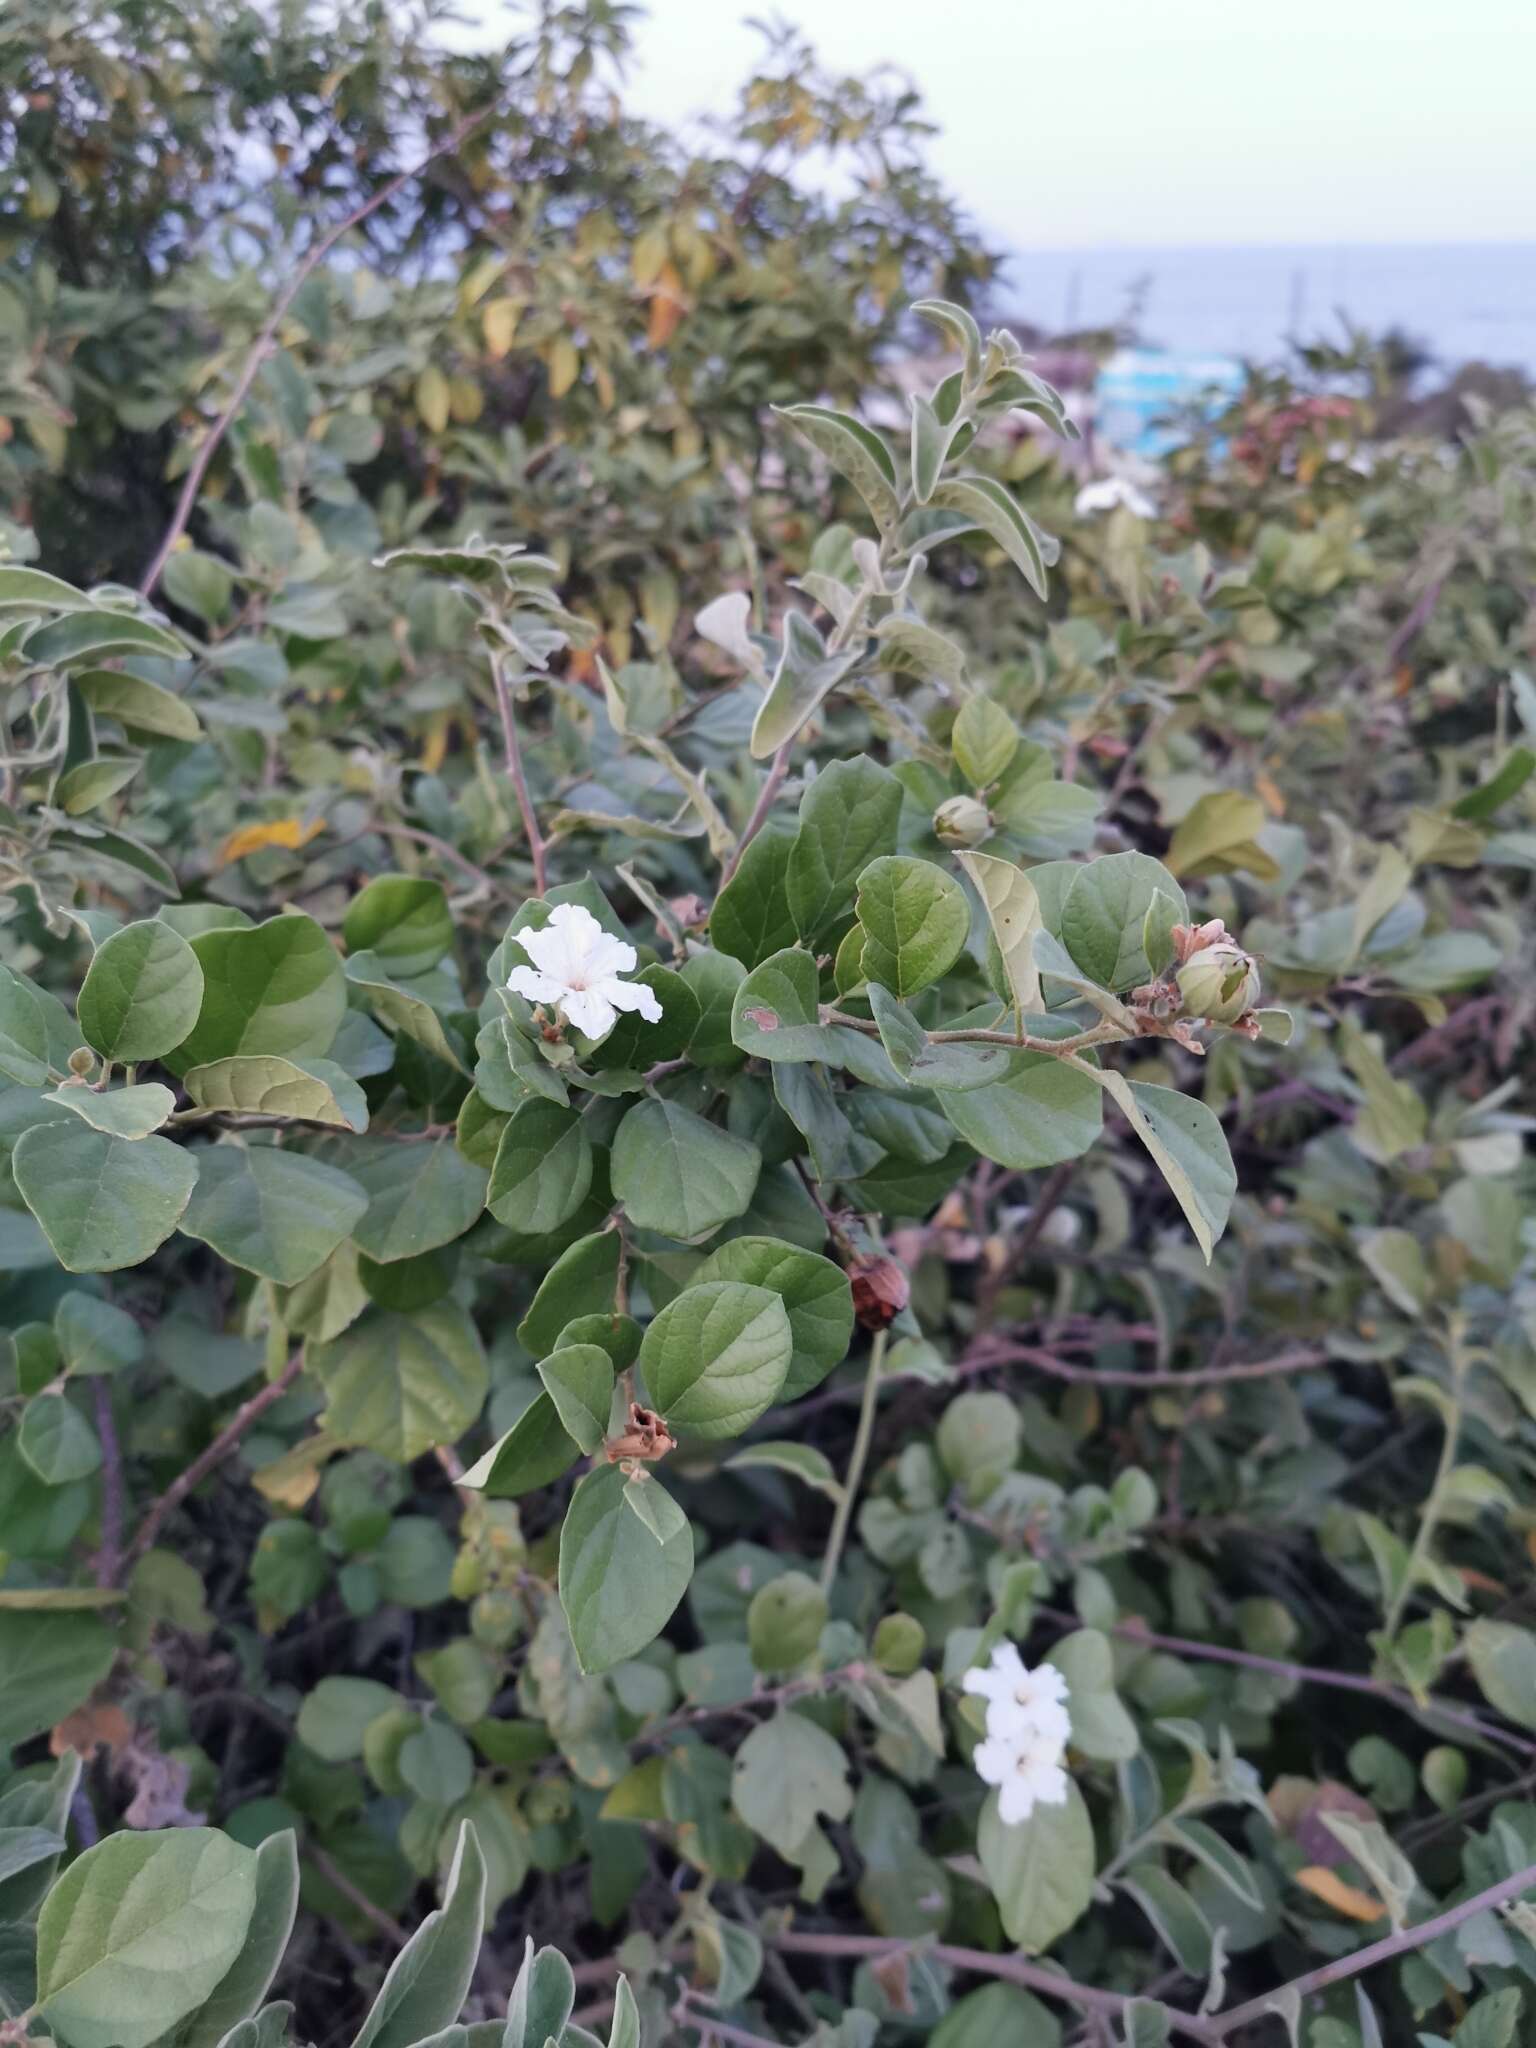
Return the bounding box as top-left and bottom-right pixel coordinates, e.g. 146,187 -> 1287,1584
67,1045 -> 95,1078
933,794 -> 992,848
872,1611 -> 925,1676
1176,942 -> 1261,1024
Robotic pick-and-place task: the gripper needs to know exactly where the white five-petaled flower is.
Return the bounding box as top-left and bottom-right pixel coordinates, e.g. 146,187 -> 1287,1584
1074,475 -> 1157,520
963,1642 -> 1072,1826
506,901 -> 662,1041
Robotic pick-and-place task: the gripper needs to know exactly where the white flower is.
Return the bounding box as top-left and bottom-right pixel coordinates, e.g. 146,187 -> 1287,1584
975,1726 -> 1071,1826
1074,475 -> 1156,520
506,901 -> 662,1040
963,1641 -> 1071,1736
964,1642 -> 1073,1826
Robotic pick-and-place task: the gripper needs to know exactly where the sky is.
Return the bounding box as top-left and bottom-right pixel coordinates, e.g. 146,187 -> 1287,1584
570,0 -> 1536,253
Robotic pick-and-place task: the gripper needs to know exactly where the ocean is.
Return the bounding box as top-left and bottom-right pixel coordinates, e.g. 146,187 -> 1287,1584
1000,244 -> 1536,379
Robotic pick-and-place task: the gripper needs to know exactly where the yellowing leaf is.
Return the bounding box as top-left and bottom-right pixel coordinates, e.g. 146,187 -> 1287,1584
482,298 -> 521,360
415,364 -> 451,434
547,335 -> 580,399
250,1432 -> 340,1510
647,262 -> 687,349
218,817 -> 323,866
1166,792 -> 1279,880
420,712 -> 451,774
1294,1865 -> 1386,1923
631,226 -> 669,290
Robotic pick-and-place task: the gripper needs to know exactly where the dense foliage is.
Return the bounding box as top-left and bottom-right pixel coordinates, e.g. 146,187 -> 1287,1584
3,8 -> 1535,2048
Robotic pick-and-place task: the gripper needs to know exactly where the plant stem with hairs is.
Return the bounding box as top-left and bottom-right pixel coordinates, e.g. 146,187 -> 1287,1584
489,649 -> 549,895
820,1328 -> 888,1594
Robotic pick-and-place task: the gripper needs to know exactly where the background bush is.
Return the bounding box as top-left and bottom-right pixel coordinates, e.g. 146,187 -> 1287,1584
2,6 -> 1534,2048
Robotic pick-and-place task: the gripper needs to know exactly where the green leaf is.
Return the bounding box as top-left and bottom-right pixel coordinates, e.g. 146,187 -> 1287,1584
0,964 -> 52,1085
978,1780 -> 1094,1951
179,1143 -> 369,1285
952,699 -> 1019,788
1118,1866 -> 1213,1976
182,1055 -> 368,1131
1060,854 -> 1188,992
911,297 -> 984,382
867,983 -> 1016,1093
640,1279 -> 791,1438
48,1082 -> 176,1139
416,1640 -> 497,1726
27,607 -> 187,667
957,851 -> 1041,1013
14,1122 -> 198,1271
732,1712 -> 852,1861
1046,1629 -> 1139,1761
487,1101 -> 593,1235
724,1441 -> 844,1504
516,1230 -> 622,1355
536,1344 -> 615,1455
710,829 -> 797,968
351,1822 -> 486,2048
559,1463 -> 694,1674
697,1236 -> 854,1401
54,1293 -> 144,1376
77,919 -> 204,1062
623,1469 -> 689,1546
311,1302 -> 488,1462
1465,1620 -> 1536,1731
775,404 -> 900,531
787,756 -> 903,940
909,390 -> 956,503
1091,1072 -> 1237,1262
348,1136 -> 487,1262
179,1832 -> 299,2048
37,1830 -> 258,2048
72,669 -> 203,742
53,825 -> 180,898
932,1985 -> 1062,2048
505,1938 -> 576,2048
611,1098 -> 760,1243
460,1392 -> 579,1499
856,856 -> 969,998
174,915 -> 346,1071
929,475 -> 1058,599
730,947 -> 833,1062
19,1394 -> 102,1486
343,876 -> 454,978
940,1037 -> 1102,1170
750,610 -> 866,760
296,1677 -> 402,1761
345,953 -> 466,1072
0,1610 -> 117,1747
747,1571 -> 827,1672
0,565 -> 96,612
55,757 -> 142,816
1165,792 -> 1280,882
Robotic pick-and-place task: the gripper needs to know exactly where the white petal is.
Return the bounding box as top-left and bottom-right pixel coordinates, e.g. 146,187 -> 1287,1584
990,1642 -> 1029,1686
997,1775 -> 1036,1826
561,988 -> 617,1038
507,965 -> 567,1006
515,916 -> 581,984
598,975 -> 663,1023
584,928 -> 641,980
972,1736 -> 1016,1789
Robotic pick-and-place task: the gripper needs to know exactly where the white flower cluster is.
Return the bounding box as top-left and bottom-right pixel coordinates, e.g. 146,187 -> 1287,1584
963,1641 -> 1072,1826
506,902 -> 662,1040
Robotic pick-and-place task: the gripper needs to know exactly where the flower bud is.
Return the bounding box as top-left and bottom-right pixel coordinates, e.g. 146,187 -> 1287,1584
67,1045 -> 95,1078
848,1254 -> 910,1330
1176,942 -> 1261,1024
933,794 -> 991,848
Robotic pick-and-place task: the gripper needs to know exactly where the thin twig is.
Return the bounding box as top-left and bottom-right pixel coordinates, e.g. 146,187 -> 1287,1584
1037,1607 -> 1536,1761
138,98 -> 502,596
489,651 -> 548,894
1210,1857 -> 1536,2037
673,1996 -> 786,2048
766,1932 -> 1221,2045
820,1330 -> 888,1594
93,1379 -> 125,1588
307,1845 -> 409,1949
973,1338 -> 1328,1389
124,1351 -> 304,1569
718,741 -> 791,889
